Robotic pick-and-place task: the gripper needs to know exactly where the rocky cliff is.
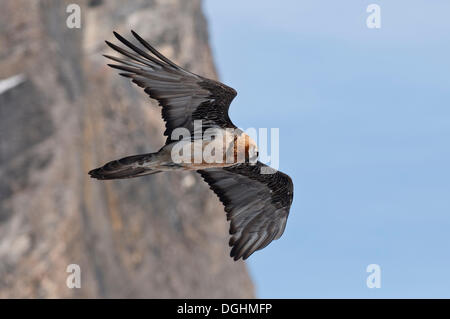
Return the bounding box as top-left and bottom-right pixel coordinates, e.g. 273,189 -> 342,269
0,0 -> 254,298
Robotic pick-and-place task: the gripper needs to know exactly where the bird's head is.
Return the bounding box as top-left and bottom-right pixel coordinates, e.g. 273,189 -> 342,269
235,131 -> 258,165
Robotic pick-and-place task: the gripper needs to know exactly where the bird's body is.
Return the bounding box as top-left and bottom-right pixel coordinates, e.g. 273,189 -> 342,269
89,31 -> 294,260
164,127 -> 258,170
91,127 -> 257,175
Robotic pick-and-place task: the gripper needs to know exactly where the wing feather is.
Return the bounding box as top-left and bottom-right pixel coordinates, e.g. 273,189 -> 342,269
198,162 -> 294,260
104,31 -> 237,143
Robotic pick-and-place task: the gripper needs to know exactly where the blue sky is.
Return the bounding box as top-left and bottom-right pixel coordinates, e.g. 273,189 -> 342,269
204,1 -> 450,298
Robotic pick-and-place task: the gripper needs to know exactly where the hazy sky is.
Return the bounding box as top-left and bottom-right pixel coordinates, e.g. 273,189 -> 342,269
204,0 -> 450,298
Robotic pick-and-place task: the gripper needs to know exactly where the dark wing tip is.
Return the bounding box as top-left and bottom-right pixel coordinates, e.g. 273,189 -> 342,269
104,40 -> 123,54
119,73 -> 132,78
103,54 -> 117,60
112,31 -> 133,48
230,244 -> 253,261
106,63 -> 121,71
130,29 -> 180,70
112,30 -> 121,39
230,248 -> 240,261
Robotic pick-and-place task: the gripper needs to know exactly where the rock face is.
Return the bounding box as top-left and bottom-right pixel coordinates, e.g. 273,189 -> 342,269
0,0 -> 254,298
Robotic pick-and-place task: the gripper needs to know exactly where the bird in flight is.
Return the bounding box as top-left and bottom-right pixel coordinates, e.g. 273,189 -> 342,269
89,31 -> 294,260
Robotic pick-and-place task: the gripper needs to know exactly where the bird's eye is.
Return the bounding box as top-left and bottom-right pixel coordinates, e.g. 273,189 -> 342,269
256,151 -> 259,157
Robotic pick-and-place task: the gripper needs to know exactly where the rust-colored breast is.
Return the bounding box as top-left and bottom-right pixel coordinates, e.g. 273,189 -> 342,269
244,135 -> 250,161
232,134 -> 251,163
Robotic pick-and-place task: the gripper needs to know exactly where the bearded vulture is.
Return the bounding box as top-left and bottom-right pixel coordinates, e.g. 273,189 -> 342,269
89,31 -> 294,260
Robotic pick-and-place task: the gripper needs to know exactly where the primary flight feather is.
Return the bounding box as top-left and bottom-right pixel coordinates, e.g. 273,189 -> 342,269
89,31 -> 294,261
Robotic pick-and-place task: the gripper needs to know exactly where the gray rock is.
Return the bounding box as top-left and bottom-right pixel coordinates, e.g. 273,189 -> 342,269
0,0 -> 254,298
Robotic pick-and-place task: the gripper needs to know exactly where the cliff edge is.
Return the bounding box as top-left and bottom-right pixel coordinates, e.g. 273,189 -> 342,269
0,0 -> 254,298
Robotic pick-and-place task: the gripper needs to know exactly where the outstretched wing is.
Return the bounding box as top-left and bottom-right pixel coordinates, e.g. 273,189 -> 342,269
198,162 -> 294,260
105,31 -> 237,143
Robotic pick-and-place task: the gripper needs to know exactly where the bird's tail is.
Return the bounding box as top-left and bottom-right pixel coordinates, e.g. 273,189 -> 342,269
88,153 -> 161,180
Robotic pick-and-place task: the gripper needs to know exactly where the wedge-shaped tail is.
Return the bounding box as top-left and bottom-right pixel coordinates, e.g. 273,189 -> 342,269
89,153 -> 160,180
